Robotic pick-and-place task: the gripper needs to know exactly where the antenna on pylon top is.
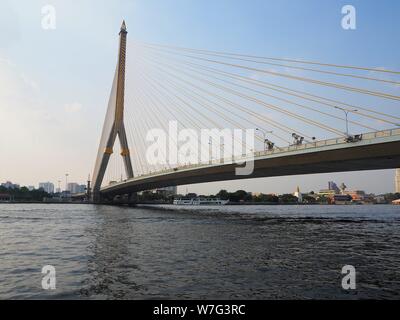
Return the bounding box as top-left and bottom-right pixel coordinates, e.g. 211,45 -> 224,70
120,20 -> 127,34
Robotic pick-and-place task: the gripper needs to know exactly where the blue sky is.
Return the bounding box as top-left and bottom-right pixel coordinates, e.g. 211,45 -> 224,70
0,0 -> 399,194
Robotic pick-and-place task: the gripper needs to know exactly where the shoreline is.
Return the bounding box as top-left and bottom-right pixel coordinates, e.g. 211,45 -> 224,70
0,201 -> 396,206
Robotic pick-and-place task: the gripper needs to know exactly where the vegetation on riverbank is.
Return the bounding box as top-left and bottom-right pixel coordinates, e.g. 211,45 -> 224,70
138,189 -> 400,205
0,186 -> 50,202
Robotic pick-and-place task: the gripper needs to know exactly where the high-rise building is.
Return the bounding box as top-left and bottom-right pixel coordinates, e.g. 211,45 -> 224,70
396,169 -> 400,194
67,183 -> 79,194
39,182 -> 55,194
328,181 -> 340,193
67,183 -> 86,194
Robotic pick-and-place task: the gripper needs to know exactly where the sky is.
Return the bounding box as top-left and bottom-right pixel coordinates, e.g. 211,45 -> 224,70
0,0 -> 399,194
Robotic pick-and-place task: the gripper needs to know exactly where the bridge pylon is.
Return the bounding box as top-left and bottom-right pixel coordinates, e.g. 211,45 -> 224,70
91,21 -> 134,203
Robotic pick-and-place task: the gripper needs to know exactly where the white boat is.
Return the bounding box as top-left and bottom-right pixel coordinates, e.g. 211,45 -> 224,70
173,198 -> 229,206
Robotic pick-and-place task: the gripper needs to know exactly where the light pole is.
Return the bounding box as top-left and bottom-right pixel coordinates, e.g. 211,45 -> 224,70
335,106 -> 358,137
208,137 -> 213,164
65,173 -> 69,192
256,128 -> 273,151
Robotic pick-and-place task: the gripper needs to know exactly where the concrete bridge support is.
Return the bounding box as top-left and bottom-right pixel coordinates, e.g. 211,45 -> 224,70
91,21 -> 134,203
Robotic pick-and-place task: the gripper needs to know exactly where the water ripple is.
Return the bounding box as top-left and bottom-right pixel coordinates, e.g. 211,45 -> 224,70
0,203 -> 399,299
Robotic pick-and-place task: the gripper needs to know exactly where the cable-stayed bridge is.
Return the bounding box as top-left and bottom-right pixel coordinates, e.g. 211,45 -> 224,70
88,21 -> 400,203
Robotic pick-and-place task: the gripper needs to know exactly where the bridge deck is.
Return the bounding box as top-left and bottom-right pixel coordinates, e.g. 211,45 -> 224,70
101,128 -> 400,196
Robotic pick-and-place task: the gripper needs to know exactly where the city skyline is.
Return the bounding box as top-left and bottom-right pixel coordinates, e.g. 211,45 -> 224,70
1,172 -> 399,196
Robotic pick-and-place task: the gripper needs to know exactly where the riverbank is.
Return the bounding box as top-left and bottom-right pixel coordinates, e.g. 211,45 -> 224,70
0,201 -> 397,206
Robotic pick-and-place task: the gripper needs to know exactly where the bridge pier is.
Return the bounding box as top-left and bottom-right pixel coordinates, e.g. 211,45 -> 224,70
92,190 -> 102,204
92,189 -> 137,206
128,192 -> 138,206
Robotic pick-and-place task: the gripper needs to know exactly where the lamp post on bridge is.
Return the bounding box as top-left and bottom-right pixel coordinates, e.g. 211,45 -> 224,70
334,106 -> 358,137
256,128 -> 273,151
208,137 -> 213,164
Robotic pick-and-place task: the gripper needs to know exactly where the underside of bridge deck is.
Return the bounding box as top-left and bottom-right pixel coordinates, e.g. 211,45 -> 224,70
100,137 -> 400,197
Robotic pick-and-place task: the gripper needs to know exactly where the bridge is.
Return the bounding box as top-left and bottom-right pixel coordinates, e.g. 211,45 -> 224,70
87,21 -> 400,203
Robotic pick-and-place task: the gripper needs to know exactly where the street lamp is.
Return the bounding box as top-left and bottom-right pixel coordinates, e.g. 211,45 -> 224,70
208,137 -> 213,164
65,173 -> 69,192
334,106 -> 358,137
256,128 -> 273,151
292,133 -> 304,146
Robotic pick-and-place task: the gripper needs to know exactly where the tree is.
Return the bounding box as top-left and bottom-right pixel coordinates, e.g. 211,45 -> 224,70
279,194 -> 298,204
217,190 -> 229,200
302,195 -> 316,204
0,186 -> 49,202
254,193 -> 279,203
384,193 -> 400,202
227,190 -> 251,202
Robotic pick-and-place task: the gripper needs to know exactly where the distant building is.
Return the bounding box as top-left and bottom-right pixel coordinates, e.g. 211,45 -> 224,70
374,195 -> 387,204
396,169 -> 400,193
28,186 -> 35,191
318,189 -> 336,198
332,194 -> 353,204
344,190 -> 366,201
0,193 -> 12,202
67,183 -> 79,194
39,182 -> 55,194
156,186 -> 178,196
1,181 -> 20,190
328,181 -> 340,193
293,186 -> 303,203
318,181 -> 341,199
67,183 -> 85,194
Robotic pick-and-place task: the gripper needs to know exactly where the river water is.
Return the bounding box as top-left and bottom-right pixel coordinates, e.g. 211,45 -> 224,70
0,204 -> 399,299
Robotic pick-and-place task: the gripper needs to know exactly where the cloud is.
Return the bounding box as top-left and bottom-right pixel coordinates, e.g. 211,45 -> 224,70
0,58 -> 95,187
0,57 -> 40,106
21,72 -> 39,91
64,102 -> 83,113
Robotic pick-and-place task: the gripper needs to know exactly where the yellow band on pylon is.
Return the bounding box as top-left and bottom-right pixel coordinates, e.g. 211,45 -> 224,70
104,147 -> 113,155
121,149 -> 130,156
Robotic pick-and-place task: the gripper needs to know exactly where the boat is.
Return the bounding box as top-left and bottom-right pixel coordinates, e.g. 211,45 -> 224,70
173,197 -> 229,206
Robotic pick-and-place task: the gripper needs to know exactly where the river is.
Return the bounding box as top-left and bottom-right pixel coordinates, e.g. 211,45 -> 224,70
0,204 -> 399,299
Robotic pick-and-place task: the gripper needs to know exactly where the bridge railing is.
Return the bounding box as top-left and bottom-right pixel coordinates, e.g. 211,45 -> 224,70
118,128 -> 400,183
